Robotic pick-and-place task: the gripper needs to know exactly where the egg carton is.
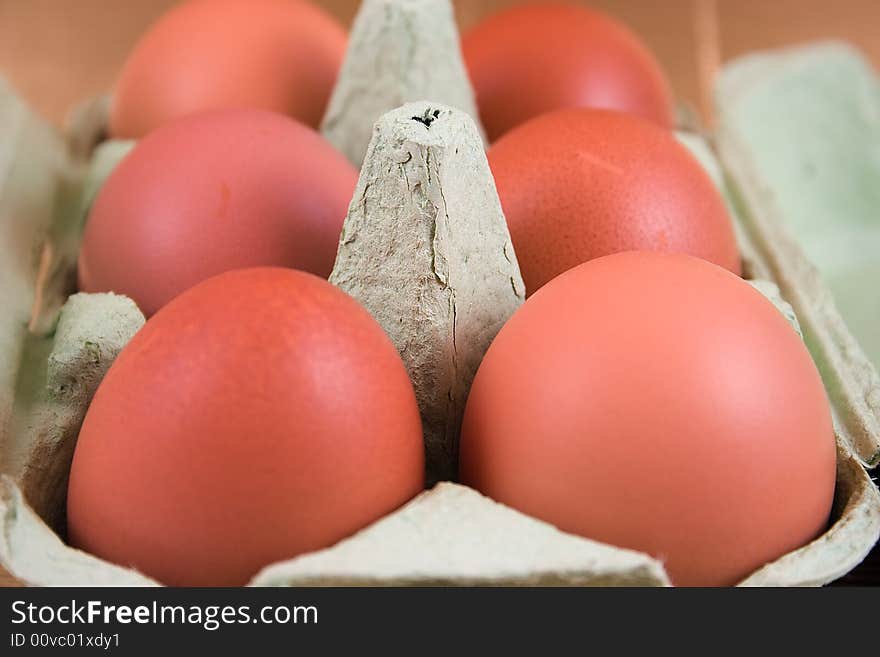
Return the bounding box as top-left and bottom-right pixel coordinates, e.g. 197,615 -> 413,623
1,0 -> 878,587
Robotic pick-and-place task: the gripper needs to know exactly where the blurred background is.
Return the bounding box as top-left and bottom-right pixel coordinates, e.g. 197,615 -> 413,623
0,0 -> 878,127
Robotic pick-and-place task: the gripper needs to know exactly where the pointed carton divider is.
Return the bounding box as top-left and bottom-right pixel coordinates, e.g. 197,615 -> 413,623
252,483 -> 670,586
321,0 -> 485,166
330,101 -> 524,484
714,42 -> 880,468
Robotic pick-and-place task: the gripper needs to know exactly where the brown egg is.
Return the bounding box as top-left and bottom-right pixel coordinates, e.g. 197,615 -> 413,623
463,2 -> 674,141
78,108 -> 357,316
68,268 -> 425,586
488,109 -> 741,295
460,252 -> 836,586
110,0 -> 346,139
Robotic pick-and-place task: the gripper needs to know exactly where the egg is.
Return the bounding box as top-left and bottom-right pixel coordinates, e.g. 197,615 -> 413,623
459,252 -> 836,587
78,108 -> 357,316
67,268 -> 425,586
109,0 -> 346,139
462,2 -> 673,141
488,109 -> 741,295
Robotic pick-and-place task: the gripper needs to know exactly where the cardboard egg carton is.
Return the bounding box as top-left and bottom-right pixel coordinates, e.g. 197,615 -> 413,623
1,0 -> 878,587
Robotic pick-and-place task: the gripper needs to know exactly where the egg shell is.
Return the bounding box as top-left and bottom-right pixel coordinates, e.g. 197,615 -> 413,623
66,268 -> 425,586
488,108 -> 742,295
459,251 -> 837,586
78,108 -> 357,316
109,0 -> 346,139
462,2 -> 674,141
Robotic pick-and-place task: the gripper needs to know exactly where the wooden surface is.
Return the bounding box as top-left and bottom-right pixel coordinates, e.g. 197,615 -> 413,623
1,0 -> 878,587
1,0 -> 879,126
